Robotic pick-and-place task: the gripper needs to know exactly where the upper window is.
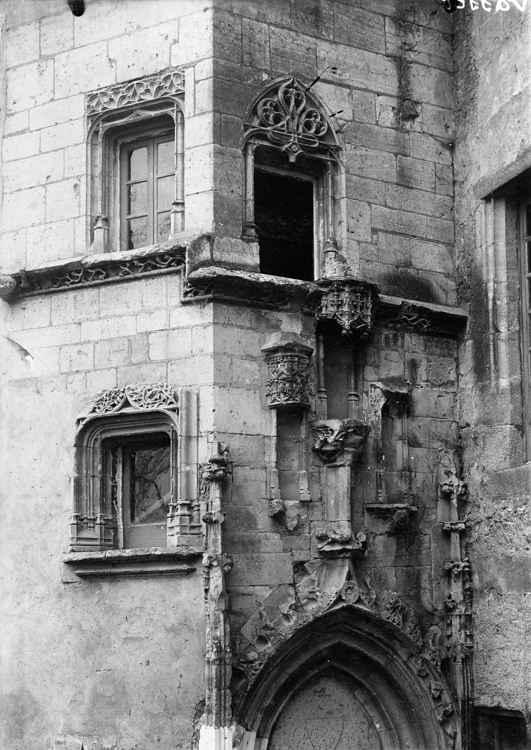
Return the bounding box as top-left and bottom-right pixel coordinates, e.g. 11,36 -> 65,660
121,131 -> 175,250
86,69 -> 185,254
242,77 -> 340,282
71,383 -> 200,552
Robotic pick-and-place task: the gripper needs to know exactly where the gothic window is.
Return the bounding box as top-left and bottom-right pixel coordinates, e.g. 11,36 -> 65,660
242,77 -> 340,282
86,69 -> 185,254
70,384 -> 199,552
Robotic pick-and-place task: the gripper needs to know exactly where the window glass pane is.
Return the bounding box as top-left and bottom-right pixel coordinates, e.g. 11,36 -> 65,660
128,146 -> 147,181
157,140 -> 174,174
128,181 -> 148,216
527,241 -> 531,272
157,212 -> 171,242
157,175 -> 174,210
128,217 -> 148,249
128,442 -> 170,526
526,204 -> 531,237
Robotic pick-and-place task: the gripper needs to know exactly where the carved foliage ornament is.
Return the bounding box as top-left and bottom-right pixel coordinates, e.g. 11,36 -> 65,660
244,77 -> 335,162
265,352 -> 313,409
262,333 -> 314,410
88,383 -> 178,416
86,69 -> 185,117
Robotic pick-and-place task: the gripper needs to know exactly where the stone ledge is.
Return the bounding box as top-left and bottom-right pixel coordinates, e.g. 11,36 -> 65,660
7,239 -> 191,298
376,294 -> 467,338
63,546 -> 202,578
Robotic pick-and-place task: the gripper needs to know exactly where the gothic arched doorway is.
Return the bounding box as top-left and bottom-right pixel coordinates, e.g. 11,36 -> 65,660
234,607 -> 457,750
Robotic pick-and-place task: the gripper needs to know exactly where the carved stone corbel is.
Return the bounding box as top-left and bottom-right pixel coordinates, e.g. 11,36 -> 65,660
261,332 -> 313,410
311,418 -> 370,466
315,528 -> 367,558
315,279 -> 374,337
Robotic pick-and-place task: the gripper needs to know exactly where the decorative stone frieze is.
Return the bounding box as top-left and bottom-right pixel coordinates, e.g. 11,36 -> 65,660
315,279 -> 374,336
376,295 -> 467,339
86,68 -> 185,118
14,246 -> 186,297
243,77 -> 337,163
311,418 -> 370,466
261,333 -> 314,410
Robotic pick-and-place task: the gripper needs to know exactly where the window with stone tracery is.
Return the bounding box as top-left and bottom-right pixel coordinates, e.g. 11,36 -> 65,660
86,69 -> 185,254
71,384 -> 200,553
242,77 -> 340,282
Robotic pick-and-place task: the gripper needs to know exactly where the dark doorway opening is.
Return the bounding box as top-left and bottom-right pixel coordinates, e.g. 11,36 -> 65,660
255,168 -> 314,281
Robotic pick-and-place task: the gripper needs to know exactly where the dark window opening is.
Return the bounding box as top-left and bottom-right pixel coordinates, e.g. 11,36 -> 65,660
475,708 -> 528,750
255,168 -> 315,281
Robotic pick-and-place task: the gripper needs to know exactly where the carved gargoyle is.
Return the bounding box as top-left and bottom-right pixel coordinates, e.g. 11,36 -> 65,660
311,418 -> 370,466
200,442 -> 231,496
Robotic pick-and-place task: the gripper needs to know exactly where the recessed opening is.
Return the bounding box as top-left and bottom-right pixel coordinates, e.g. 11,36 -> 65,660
103,431 -> 171,548
254,147 -> 322,282
475,708 -> 528,750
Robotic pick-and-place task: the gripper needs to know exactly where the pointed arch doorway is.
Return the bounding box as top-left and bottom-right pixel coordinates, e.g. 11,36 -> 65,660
234,608 -> 457,750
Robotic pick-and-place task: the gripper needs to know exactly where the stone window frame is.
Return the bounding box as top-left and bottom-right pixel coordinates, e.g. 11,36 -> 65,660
70,384 -> 200,555
241,76 -> 342,281
86,69 -> 185,254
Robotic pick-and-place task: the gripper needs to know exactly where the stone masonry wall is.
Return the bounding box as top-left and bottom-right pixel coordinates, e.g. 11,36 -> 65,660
0,2 -> 222,748
453,5 -> 531,714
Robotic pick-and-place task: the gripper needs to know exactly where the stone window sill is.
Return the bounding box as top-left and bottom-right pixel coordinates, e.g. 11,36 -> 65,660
63,546 -> 203,578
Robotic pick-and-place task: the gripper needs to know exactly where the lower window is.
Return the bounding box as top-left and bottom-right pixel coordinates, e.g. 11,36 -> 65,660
72,399 -> 179,552
103,432 -> 171,548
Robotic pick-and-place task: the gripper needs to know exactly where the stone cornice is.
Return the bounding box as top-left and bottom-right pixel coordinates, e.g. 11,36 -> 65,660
3,242 -> 468,338
8,241 -> 187,298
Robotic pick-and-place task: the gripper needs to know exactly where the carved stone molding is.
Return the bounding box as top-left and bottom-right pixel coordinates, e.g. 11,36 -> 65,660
365,503 -> 418,534
378,591 -> 423,648
14,246 -> 186,297
311,418 -> 370,466
86,68 -> 185,118
315,279 -> 375,337
376,295 -> 467,339
243,77 -> 337,163
87,383 -> 178,417
261,333 -> 314,410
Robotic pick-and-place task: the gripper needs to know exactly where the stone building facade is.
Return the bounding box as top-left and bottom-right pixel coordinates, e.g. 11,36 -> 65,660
0,1 -> 529,749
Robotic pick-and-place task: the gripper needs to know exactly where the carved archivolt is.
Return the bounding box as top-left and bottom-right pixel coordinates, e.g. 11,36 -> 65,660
86,68 -> 185,118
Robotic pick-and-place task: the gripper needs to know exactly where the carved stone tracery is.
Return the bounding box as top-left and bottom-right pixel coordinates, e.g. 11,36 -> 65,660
86,68 -> 185,118
87,382 -> 178,417
243,77 -> 335,163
